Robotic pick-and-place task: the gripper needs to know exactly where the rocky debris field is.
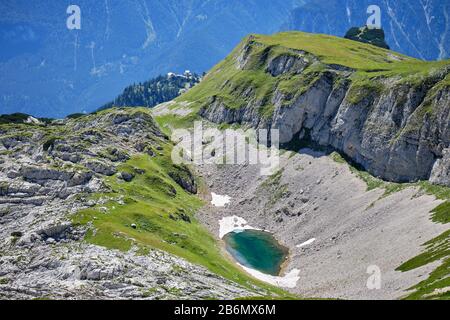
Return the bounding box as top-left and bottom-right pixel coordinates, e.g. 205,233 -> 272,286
195,146 -> 448,300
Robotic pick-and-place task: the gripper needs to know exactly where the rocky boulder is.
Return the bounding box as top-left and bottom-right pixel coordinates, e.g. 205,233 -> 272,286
19,166 -> 74,183
168,165 -> 198,194
118,172 -> 135,182
85,160 -> 117,176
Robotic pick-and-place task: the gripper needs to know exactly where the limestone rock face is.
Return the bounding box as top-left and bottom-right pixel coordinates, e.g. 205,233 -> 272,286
267,53 -> 311,76
430,148 -> 450,186
85,160 -> 117,176
197,38 -> 450,186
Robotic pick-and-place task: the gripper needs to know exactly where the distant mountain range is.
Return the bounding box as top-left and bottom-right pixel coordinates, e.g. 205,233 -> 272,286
0,0 -> 449,118
0,0 -> 301,118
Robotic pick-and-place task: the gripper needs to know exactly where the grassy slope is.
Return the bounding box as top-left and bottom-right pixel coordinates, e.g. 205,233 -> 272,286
70,126 -> 293,298
397,198 -> 450,300
255,32 -> 449,75
330,152 -> 450,300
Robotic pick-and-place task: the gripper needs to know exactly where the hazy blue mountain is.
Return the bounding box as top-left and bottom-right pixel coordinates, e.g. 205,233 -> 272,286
0,0 -> 302,118
2,0 -> 448,118
283,0 -> 450,61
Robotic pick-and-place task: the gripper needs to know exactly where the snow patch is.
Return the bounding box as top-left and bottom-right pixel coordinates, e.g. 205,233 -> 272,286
211,193 -> 231,207
296,238 -> 316,248
239,265 -> 300,288
219,215 -> 259,238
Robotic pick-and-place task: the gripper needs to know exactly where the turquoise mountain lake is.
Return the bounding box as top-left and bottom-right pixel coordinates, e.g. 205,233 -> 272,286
223,229 -> 288,276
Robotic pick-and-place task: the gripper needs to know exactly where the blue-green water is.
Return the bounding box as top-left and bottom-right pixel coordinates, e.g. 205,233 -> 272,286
223,230 -> 288,276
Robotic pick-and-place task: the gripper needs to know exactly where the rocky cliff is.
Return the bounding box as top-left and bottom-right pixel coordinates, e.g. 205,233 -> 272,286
176,32 -> 450,186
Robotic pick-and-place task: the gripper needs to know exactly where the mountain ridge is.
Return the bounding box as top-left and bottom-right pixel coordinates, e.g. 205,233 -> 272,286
163,31 -> 450,187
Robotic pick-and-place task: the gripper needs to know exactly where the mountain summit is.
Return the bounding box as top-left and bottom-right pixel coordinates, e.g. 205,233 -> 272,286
344,26 -> 390,49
